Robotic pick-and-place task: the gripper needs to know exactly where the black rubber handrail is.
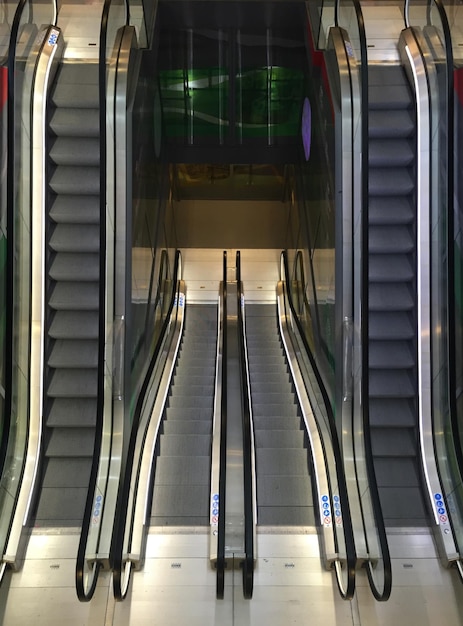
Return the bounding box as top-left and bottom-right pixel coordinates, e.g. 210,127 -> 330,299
282,250 -> 356,600
216,250 -> 228,599
335,0 -> 392,601
3,0 -> 29,525
236,251 -> 254,599
111,249 -> 182,600
76,0 -> 130,600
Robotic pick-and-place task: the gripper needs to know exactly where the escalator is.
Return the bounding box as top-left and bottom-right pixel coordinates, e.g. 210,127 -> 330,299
367,64 -> 428,526
151,303 -> 217,526
245,303 -> 314,526
34,61 -> 100,527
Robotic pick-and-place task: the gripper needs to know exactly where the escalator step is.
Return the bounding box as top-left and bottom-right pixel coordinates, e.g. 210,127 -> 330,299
48,339 -> 98,368
170,384 -> 215,397
369,340 -> 414,368
378,487 -> 428,525
159,434 -> 211,456
155,456 -> 211,485
34,486 -> 88,525
49,281 -> 99,310
251,391 -> 296,406
152,484 -> 209,519
369,397 -> 415,427
49,252 -> 99,281
162,420 -> 211,435
164,406 -> 214,421
49,165 -> 99,196
369,138 -> 414,168
49,195 -> 100,224
368,84 -> 412,110
369,369 -> 415,397
374,457 -> 421,487
249,370 -> 290,384
51,62 -> 98,108
45,427 -> 95,457
257,475 -> 312,507
49,107 -> 99,137
256,448 -> 308,475
369,167 -> 414,196
253,415 -> 301,431
254,430 -> 305,448
369,225 -> 414,254
369,196 -> 414,225
47,397 -> 97,427
173,372 -> 216,387
369,283 -> 414,311
41,457 -> 92,487
49,311 -> 98,339
50,224 -> 100,253
48,369 -> 97,397
370,427 -> 416,456
369,311 -> 414,340
49,137 -> 100,167
167,395 -> 213,409
257,505 -> 315,526
369,109 -> 414,138
369,255 -> 414,282
252,403 -> 299,418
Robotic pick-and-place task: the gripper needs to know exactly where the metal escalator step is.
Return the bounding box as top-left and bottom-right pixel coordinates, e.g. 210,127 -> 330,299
51,62 -> 98,105
254,430 -> 305,448
45,427 -> 95,457
369,369 -> 415,397
369,397 -> 415,427
175,356 -> 216,370
252,392 -> 296,407
47,369 -> 97,397
368,84 -> 412,110
378,487 -> 428,525
369,168 -> 414,196
34,486 -> 88,525
170,384 -> 214,398
253,416 -> 301,431
258,505 -> 315,526
167,395 -> 213,409
164,406 -> 213,421
369,283 -> 414,311
49,252 -> 99,281
374,457 -> 420,487
49,137 -> 100,167
49,310 -> 98,339
369,139 -> 414,168
49,108 -> 99,137
49,281 -> 99,310
160,433 -> 211,456
162,420 -> 211,435
49,165 -> 99,196
369,110 -> 414,138
41,456 -> 92,487
50,224 -> 99,253
247,347 -> 283,357
151,484 -> 209,519
48,339 -> 98,368
49,195 -> 100,224
369,226 -> 414,254
250,381 -> 293,395
155,456 -> 211,485
370,426 -> 416,456
252,403 -> 299,418
257,475 -> 312,507
256,448 -> 308,475
249,371 -> 290,384
369,340 -> 414,368
369,311 -> 414,340
47,397 -> 96,427
369,255 -> 414,282
369,196 -> 414,225
173,373 -> 216,387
